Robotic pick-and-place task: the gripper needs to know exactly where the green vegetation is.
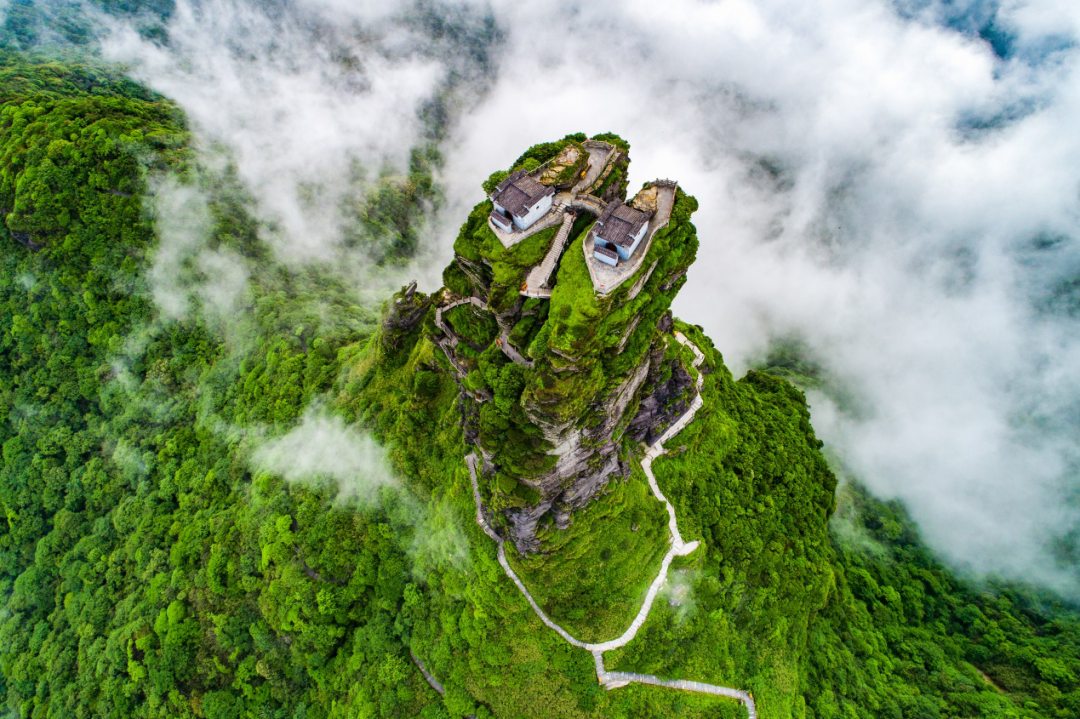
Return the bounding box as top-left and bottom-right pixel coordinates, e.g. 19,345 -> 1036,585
428,174 -> 702,637
455,174 -> 699,451
0,56 -> 441,719
482,133 -> 590,195
445,303 -> 499,350
510,133 -> 587,170
0,1 -> 174,50
452,205 -> 559,313
1,52 -> 1078,719
0,89 -> 186,246
343,145 -> 443,264
807,482 -> 1080,719
337,297 -> 744,719
606,323 -> 838,715
586,133 -> 630,199
0,53 -> 165,105
606,324 -> 1080,718
589,133 -> 630,154
533,188 -> 699,425
536,142 -> 589,188
505,465 -> 669,643
435,175 -> 703,627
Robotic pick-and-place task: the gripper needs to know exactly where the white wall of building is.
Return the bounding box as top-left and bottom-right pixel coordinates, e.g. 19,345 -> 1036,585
513,193 -> 553,230
594,246 -> 619,266
616,223 -> 648,260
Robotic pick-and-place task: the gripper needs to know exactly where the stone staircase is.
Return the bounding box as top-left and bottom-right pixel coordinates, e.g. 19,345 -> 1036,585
497,331 -> 534,368
433,297 -> 494,404
521,212 -> 576,298
434,296 -> 486,346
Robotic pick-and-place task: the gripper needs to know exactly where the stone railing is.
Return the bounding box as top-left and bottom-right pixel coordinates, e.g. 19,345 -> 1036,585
434,296 -> 486,346
583,139 -> 615,152
527,153 -> 560,181
520,287 -> 553,299
433,297 -> 493,404
569,195 -> 606,215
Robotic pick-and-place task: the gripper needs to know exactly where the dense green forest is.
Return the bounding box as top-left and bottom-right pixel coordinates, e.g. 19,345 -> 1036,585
1,50 -> 1079,719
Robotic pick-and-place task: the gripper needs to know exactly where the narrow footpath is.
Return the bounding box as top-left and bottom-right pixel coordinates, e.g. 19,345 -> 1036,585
410,651 -> 446,695
459,331 -> 757,718
434,296 -> 486,346
433,296 -> 493,403
496,331 -> 533,368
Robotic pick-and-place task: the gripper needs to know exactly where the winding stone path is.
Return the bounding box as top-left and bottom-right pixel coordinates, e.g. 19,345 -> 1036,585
434,296 -> 486,347
434,296 -> 493,403
573,141 -> 616,194
461,333 -> 758,719
596,664 -> 756,716
410,651 -> 446,696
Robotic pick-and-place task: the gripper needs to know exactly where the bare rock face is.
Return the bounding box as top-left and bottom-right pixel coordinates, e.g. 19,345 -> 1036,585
626,341 -> 696,446
381,282 -> 430,352
479,321 -> 702,553
455,256 -> 490,295
503,344 -> 656,552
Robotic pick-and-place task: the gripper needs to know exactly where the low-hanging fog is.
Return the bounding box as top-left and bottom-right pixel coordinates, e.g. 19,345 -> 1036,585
89,0 -> 1080,594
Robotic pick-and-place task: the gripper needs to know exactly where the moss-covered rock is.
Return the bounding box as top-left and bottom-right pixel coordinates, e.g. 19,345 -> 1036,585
431,134 -> 702,552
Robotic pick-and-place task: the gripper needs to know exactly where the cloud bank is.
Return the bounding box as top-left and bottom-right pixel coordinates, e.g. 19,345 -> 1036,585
95,0 -> 1080,593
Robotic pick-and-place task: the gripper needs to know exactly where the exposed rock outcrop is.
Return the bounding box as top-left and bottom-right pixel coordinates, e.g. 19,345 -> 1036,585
627,346 -> 695,447
380,281 -> 430,352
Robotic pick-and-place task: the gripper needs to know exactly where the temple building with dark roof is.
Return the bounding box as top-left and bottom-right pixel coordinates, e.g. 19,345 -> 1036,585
592,201 -> 653,264
489,170 -> 556,232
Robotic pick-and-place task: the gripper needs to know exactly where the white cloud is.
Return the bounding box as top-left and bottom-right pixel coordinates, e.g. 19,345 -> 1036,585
147,178 -> 249,324
252,410 -> 395,501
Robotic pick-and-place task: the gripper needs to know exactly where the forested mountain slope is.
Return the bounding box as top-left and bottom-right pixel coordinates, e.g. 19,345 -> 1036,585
0,54 -> 1078,719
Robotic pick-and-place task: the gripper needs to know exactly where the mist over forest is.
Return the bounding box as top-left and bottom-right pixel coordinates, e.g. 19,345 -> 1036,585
2,0 -> 1080,717
14,0 -> 1070,594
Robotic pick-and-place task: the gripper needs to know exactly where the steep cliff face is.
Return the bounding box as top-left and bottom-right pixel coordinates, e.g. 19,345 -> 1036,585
432,134 -> 700,552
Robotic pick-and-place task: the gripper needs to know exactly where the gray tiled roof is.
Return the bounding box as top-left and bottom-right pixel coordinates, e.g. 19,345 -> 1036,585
490,170 -> 555,218
595,201 -> 651,248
